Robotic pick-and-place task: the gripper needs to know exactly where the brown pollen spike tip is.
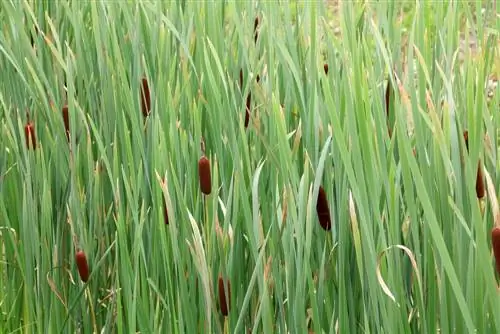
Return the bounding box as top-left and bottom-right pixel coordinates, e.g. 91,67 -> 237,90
218,275 -> 231,316
316,186 -> 332,231
324,63 -> 329,75
198,155 -> 212,195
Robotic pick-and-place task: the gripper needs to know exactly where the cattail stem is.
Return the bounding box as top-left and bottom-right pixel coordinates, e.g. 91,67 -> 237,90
492,227 -> 500,275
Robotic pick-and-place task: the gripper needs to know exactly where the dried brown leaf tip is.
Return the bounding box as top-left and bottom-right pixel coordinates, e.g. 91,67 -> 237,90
75,250 -> 90,283
140,77 -> 151,117
24,121 -> 36,150
316,186 -> 332,231
323,63 -> 329,75
492,227 -> 500,275
476,160 -> 485,199
218,275 -> 231,316
198,155 -> 212,195
62,105 -> 70,142
254,16 -> 259,43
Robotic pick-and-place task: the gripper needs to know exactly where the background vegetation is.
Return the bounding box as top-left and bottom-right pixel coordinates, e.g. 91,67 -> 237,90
0,0 -> 499,333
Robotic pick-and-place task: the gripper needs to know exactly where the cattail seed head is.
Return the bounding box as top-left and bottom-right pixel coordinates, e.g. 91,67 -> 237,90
75,250 -> 90,282
140,77 -> 151,117
254,16 -> 259,43
198,155 -> 212,195
476,160 -> 485,199
316,186 -> 332,231
492,227 -> 500,275
323,63 -> 329,75
256,74 -> 260,83
218,275 -> 231,316
239,69 -> 243,89
463,131 -> 469,151
385,79 -> 392,138
245,92 -> 252,128
24,122 -> 36,150
162,178 -> 169,225
62,105 -> 70,142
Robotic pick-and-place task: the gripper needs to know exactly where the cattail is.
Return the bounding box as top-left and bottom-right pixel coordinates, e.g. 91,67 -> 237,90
245,92 -> 252,128
140,77 -> 151,117
463,131 -> 469,151
254,16 -> 259,43
316,186 -> 332,231
476,160 -> 485,199
62,105 -> 70,142
24,122 -> 36,150
162,178 -> 169,225
256,74 -> 260,83
239,69 -> 243,89
75,250 -> 90,282
324,63 -> 329,75
198,155 -> 212,195
492,227 -> 500,275
385,79 -> 392,137
218,275 -> 231,316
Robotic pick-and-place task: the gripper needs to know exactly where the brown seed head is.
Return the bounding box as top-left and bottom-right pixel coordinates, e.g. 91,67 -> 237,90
463,131 -> 469,152
492,227 -> 500,275
162,178 -> 169,225
218,275 -> 231,316
75,250 -> 90,282
140,77 -> 151,117
24,122 -> 36,150
198,155 -> 212,195
476,160 -> 485,199
316,186 -> 332,231
62,105 -> 70,142
245,93 -> 252,128
239,69 -> 243,89
254,16 -> 259,43
323,63 -> 329,75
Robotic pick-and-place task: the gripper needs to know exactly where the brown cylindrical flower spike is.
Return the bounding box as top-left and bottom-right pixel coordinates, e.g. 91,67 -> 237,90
198,155 -> 212,195
162,178 -> 169,225
476,160 -> 485,199
140,77 -> 151,117
75,250 -> 90,282
385,79 -> 392,138
245,93 -> 252,128
24,122 -> 36,150
254,16 -> 259,43
62,105 -> 70,142
491,227 -> 500,275
218,275 -> 231,316
316,186 -> 332,231
324,63 -> 329,75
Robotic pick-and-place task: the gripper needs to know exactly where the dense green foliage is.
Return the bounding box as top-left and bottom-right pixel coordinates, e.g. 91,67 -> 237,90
0,1 -> 499,333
